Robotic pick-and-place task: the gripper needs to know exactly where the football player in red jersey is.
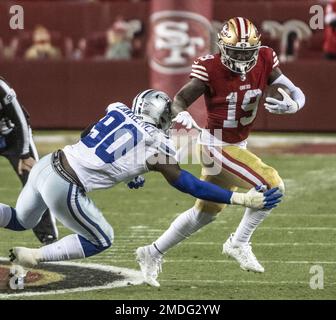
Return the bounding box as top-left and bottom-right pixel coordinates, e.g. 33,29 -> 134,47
324,0 -> 336,59
136,17 -> 305,286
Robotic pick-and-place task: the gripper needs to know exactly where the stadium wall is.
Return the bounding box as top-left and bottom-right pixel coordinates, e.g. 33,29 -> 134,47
0,0 -> 334,132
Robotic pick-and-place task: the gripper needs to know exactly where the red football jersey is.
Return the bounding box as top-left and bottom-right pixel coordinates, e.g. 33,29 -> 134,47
190,46 -> 279,143
324,2 -> 336,54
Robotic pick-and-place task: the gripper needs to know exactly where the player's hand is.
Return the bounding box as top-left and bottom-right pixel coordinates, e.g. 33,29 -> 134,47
264,88 -> 299,114
231,186 -> 283,210
127,176 -> 145,189
172,111 -> 200,130
18,157 -> 36,175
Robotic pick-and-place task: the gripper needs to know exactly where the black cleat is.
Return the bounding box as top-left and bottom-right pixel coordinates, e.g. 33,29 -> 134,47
32,211 -> 58,245
9,248 -> 16,262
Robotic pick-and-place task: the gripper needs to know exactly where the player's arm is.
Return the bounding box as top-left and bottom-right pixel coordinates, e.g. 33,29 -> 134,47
0,79 -> 35,174
172,78 -> 207,115
172,78 -> 207,129
265,67 -> 306,114
146,154 -> 282,210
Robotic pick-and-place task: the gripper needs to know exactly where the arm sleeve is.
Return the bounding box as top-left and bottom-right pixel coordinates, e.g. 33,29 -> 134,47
189,57 -> 209,83
271,48 -> 279,69
170,169 -> 233,204
270,74 -> 306,110
0,79 -> 30,158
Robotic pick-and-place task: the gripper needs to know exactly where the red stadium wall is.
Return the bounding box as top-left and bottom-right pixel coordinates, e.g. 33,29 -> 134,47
0,0 -> 334,132
0,60 -> 149,128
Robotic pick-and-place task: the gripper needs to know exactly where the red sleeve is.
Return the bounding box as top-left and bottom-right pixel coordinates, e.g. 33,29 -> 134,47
270,48 -> 280,69
189,56 -> 210,83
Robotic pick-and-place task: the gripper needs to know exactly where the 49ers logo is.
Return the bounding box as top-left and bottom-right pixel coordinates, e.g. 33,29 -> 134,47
150,11 -> 212,74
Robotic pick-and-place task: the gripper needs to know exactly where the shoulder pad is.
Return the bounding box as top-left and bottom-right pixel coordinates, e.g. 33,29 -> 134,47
105,102 -> 128,113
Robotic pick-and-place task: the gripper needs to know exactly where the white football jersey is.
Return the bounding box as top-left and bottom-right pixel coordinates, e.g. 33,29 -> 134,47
63,103 -> 176,192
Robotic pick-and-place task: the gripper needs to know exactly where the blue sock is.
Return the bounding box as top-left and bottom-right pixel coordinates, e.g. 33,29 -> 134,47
5,208 -> 26,231
78,235 -> 110,257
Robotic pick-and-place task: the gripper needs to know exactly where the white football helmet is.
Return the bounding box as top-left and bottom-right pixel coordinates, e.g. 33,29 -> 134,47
132,89 -> 172,133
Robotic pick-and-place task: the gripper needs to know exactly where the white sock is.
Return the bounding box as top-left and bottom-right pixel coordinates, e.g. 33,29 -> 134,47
39,234 -> 85,262
0,204 -> 12,227
231,207 -> 272,246
150,207 -> 215,258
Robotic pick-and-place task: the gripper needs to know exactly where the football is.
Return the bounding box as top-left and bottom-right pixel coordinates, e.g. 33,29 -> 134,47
265,83 -> 292,101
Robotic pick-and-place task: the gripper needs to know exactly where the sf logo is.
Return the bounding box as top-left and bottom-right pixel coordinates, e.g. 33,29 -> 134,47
154,21 -> 205,65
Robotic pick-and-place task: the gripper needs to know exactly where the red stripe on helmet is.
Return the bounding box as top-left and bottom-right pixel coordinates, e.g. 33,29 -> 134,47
234,17 -> 242,39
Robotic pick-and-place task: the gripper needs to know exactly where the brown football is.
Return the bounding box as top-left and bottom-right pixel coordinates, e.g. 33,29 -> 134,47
265,83 -> 292,101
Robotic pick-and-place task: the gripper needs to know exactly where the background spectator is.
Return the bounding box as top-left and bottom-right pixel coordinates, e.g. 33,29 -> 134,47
105,18 -> 133,60
25,25 -> 62,60
324,0 -> 336,60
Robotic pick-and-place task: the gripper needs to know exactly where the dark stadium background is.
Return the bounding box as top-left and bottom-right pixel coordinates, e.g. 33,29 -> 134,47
0,0 -> 333,132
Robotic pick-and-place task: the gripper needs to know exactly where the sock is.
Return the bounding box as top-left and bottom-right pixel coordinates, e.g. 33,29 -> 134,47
231,207 -> 272,246
78,235 -> 110,257
38,234 -> 110,262
0,204 -> 25,231
39,234 -> 86,262
150,207 -> 215,258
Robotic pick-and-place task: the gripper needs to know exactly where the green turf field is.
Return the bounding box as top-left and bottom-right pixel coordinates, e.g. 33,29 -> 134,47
0,141 -> 336,300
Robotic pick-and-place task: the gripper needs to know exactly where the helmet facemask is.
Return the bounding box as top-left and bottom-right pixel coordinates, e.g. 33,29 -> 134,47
217,39 -> 260,78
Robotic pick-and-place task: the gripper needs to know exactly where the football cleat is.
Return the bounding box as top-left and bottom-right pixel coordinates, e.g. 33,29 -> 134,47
222,234 -> 264,273
8,264 -> 27,290
32,211 -> 58,246
9,247 -> 40,268
135,246 -> 163,287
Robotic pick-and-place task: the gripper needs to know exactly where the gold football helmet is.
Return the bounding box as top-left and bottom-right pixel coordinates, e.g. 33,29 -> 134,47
217,17 -> 261,78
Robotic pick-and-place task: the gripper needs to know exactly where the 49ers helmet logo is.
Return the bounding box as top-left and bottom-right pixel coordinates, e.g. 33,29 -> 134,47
150,11 -> 212,74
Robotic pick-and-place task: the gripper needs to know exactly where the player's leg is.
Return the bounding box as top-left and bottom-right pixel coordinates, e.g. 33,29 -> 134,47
0,156 -> 49,232
214,145 -> 284,272
136,145 -> 237,286
4,134 -> 58,244
28,135 -> 58,244
10,166 -> 114,267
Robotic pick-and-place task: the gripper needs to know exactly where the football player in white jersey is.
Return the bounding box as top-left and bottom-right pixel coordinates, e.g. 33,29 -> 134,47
0,89 -> 281,278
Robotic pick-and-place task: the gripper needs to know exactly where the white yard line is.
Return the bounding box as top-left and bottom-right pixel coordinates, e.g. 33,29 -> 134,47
90,258 -> 336,265
108,242 -> 336,247
160,279 -> 336,286
210,225 -> 336,230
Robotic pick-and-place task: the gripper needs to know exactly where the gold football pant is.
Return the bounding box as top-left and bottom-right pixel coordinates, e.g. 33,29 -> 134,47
195,144 -> 285,215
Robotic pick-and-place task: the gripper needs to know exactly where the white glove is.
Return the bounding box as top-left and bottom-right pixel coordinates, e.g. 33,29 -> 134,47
172,111 -> 200,130
264,88 -> 299,114
231,186 -> 283,210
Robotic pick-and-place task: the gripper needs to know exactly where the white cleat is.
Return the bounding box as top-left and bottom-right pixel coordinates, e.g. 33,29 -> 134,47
9,247 -> 40,268
8,264 -> 27,290
222,234 -> 265,273
136,246 -> 162,287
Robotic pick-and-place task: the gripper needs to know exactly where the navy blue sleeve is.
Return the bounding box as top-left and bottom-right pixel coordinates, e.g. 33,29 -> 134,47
171,170 -> 233,204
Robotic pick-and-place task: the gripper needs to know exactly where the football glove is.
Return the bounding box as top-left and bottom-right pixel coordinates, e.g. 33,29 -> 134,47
231,186 -> 283,210
172,111 -> 199,130
127,176 -> 145,189
264,88 -> 299,114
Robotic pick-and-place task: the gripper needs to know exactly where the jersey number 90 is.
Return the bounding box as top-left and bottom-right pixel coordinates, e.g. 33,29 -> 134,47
81,110 -> 143,164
